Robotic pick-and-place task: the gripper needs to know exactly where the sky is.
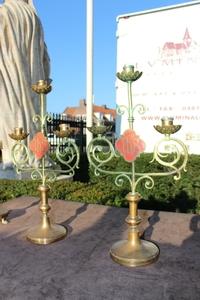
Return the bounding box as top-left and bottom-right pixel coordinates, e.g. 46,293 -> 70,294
3,0 -> 196,113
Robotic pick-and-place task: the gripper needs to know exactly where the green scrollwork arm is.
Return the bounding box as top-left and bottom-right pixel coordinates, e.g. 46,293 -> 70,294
55,138 -> 80,176
11,142 -> 30,172
87,136 -> 133,188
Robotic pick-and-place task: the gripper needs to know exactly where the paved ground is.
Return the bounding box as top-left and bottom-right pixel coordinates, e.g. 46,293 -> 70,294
0,196 -> 199,300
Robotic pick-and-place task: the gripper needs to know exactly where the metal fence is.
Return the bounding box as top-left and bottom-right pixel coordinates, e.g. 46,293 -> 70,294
47,113 -> 86,153
47,113 -> 116,154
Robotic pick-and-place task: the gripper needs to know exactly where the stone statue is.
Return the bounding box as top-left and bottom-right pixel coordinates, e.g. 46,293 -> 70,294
0,0 -> 50,168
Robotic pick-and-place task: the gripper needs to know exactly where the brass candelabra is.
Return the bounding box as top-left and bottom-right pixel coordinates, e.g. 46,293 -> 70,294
87,65 -> 188,267
9,79 -> 79,244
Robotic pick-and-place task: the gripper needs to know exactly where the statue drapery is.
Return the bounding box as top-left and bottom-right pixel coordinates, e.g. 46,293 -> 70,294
0,0 -> 50,165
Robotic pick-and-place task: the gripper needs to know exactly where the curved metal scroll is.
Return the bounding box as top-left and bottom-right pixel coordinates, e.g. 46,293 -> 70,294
55,138 -> 80,177
87,135 -> 188,193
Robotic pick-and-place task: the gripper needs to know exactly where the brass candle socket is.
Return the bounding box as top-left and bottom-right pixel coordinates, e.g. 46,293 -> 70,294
87,125 -> 111,136
32,79 -> 52,94
27,185 -> 67,244
116,65 -> 143,82
154,117 -> 181,135
110,193 -> 159,267
161,117 -> 174,126
14,127 -> 23,135
59,124 -> 69,132
9,127 -> 29,141
54,124 -> 73,138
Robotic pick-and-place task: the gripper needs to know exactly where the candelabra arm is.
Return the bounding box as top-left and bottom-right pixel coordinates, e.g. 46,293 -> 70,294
116,103 -> 146,119
87,137 -> 116,164
87,136 -> 135,190
133,136 -> 188,191
150,137 -> 188,170
55,138 -> 80,176
87,131 -> 188,194
11,141 -> 30,172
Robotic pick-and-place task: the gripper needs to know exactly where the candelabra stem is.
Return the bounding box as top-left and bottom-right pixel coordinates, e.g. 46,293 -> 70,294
126,193 -> 142,247
42,157 -> 45,186
110,192 -> 159,267
127,81 -> 134,129
26,185 -> 67,244
40,92 -> 46,134
131,161 -> 136,193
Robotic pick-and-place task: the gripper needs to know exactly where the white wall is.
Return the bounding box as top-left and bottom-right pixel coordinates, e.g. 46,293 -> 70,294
116,1 -> 200,154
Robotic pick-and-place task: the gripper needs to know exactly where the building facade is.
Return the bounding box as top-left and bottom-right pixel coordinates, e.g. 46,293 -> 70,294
63,99 -> 116,124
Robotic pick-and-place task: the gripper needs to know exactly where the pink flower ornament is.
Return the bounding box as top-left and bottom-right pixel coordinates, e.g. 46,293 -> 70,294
29,132 -> 49,160
115,129 -> 145,162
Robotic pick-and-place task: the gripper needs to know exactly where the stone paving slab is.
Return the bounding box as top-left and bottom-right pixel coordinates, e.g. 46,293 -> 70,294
0,196 -> 199,300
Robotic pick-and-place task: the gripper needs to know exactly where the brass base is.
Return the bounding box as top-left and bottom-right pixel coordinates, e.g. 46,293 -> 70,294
110,239 -> 159,267
27,224 -> 67,245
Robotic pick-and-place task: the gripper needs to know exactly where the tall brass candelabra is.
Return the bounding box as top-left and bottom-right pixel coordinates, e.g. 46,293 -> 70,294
9,79 -> 79,244
87,65 -> 188,267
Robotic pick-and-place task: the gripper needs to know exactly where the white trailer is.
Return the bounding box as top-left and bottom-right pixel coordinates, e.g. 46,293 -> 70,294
116,1 -> 200,154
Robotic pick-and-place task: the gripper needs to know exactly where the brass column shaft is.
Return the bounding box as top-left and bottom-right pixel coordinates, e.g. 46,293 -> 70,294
128,227 -> 141,246
27,183 -> 67,244
126,193 -> 142,246
130,201 -> 137,218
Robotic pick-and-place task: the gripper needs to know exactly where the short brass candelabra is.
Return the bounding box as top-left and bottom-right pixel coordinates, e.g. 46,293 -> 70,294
87,65 -> 188,267
9,79 -> 79,244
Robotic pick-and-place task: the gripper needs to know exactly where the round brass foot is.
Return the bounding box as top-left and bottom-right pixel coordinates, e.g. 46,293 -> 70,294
26,224 -> 67,245
110,239 -> 159,267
